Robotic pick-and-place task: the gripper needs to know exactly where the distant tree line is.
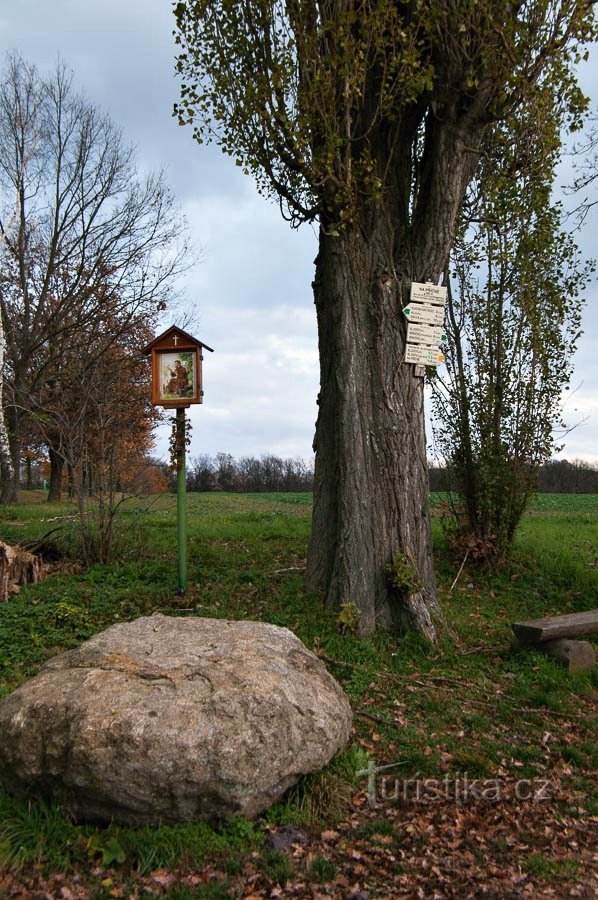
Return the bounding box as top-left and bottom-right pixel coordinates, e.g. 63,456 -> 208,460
429,459 -> 598,495
535,459 -> 598,494
22,452 -> 597,497
185,453 -> 314,494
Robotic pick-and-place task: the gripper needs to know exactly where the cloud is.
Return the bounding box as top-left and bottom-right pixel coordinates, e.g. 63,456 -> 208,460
2,2 -> 597,467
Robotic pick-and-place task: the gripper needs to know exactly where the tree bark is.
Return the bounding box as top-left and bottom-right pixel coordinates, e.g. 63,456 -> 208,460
47,442 -> 64,502
0,323 -> 15,501
1,405 -> 20,505
305,221 -> 438,639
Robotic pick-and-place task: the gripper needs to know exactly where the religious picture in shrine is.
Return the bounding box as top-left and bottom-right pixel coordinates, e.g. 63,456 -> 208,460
159,351 -> 197,402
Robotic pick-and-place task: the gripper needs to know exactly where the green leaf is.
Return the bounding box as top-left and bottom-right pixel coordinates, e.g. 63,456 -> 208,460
101,836 -> 126,866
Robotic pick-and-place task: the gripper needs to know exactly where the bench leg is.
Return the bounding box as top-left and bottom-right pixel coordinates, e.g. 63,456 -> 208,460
540,639 -> 595,675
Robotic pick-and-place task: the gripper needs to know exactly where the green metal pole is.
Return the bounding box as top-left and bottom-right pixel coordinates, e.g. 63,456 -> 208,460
176,406 -> 187,595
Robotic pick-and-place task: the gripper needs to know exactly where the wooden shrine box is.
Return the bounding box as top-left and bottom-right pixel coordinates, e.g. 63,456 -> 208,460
143,326 -> 214,409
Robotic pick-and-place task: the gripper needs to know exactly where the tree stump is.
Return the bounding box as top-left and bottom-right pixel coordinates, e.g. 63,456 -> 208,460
0,541 -> 41,602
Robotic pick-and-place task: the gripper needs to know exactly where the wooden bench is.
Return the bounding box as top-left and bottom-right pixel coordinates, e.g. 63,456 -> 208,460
511,610 -> 598,674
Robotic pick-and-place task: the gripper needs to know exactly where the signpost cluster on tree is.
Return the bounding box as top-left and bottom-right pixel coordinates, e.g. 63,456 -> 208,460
403,283 -> 448,368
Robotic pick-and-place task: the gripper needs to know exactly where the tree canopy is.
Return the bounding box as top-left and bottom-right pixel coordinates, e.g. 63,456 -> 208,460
175,0 -> 594,228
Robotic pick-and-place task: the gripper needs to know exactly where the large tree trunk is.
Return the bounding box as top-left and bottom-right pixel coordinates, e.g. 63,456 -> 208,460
1,406 -> 20,505
304,98 -> 487,639
305,220 -> 438,640
47,442 -> 64,502
0,324 -> 15,500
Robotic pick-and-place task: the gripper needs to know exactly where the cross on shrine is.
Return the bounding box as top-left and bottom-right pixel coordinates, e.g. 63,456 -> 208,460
172,334 -> 179,346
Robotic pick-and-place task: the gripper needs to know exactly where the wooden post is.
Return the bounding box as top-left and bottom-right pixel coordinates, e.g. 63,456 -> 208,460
176,407 -> 187,596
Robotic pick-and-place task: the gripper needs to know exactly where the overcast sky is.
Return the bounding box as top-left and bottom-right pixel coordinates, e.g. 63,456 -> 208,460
1,2 -> 596,465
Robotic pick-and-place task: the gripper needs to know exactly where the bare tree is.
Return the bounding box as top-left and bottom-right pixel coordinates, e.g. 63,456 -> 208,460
0,53 -> 190,503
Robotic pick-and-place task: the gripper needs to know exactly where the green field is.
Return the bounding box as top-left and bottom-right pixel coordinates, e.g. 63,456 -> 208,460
430,491 -> 598,515
0,491 -> 596,897
526,492 -> 598,514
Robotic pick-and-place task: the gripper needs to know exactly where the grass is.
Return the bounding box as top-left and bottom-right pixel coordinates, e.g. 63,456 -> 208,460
525,854 -> 582,881
0,490 -> 596,895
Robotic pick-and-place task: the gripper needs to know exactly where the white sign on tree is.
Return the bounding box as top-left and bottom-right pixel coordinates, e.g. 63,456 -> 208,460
404,344 -> 446,366
402,303 -> 446,326
406,323 -> 447,345
403,282 -> 448,368
410,282 -> 447,305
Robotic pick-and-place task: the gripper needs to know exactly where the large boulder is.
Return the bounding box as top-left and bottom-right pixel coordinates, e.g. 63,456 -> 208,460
0,614 -> 352,825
